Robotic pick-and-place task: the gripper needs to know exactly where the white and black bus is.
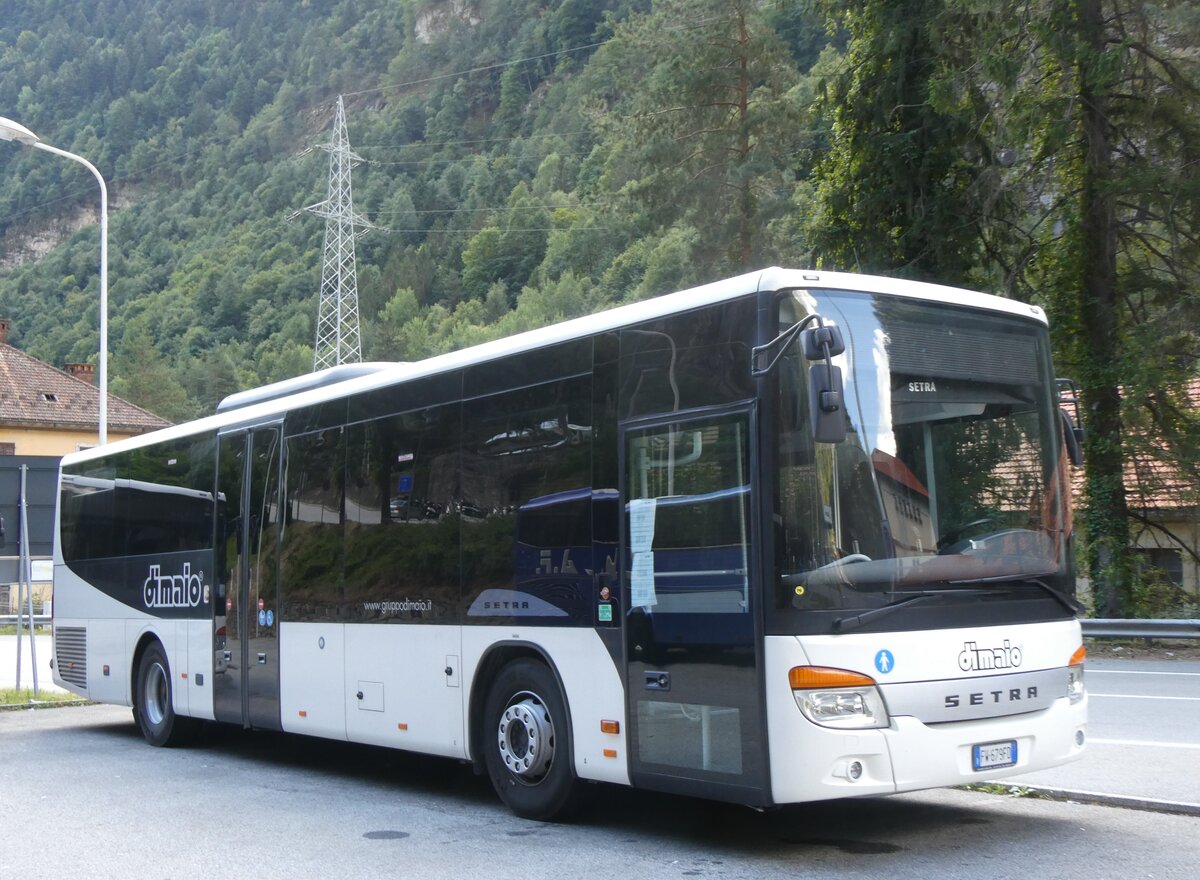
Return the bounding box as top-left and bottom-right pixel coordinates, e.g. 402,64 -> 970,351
52,268 -> 1087,819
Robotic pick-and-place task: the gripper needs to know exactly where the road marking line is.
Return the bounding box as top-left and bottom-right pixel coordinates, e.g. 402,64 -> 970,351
1090,693 -> 1200,701
1089,737 -> 1200,750
1090,669 -> 1200,677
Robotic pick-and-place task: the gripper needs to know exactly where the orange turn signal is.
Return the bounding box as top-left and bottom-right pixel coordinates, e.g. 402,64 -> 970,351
789,666 -> 877,690
600,720 -> 620,735
1069,645 -> 1086,666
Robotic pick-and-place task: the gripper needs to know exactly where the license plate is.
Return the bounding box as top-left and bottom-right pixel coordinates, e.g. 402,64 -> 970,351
972,740 -> 1017,771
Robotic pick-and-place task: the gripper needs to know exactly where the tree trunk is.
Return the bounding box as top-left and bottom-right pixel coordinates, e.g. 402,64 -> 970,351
1075,0 -> 1133,616
736,4 -> 753,268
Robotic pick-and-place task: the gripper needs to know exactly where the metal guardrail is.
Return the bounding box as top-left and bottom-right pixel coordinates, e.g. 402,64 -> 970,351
1081,619 -> 1200,640
0,614 -> 51,627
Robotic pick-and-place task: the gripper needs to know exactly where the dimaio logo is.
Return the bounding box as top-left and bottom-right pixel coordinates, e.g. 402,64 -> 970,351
958,639 -> 1022,672
143,562 -> 205,609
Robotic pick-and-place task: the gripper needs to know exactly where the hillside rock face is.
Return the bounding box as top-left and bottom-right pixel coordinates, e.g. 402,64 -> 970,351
414,0 -> 482,44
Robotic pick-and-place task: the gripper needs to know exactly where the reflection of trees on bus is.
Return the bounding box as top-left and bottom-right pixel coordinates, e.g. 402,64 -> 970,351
60,434 -> 217,565
460,376 -> 596,621
266,366 -> 601,624
774,291 -> 1074,611
625,415 -> 754,647
474,488 -> 620,621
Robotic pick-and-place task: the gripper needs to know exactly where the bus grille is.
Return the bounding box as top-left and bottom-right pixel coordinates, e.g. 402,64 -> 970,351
54,627 -> 88,690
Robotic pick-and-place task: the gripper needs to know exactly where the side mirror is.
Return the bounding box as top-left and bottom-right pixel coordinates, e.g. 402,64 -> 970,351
808,363 -> 847,444
1060,409 -> 1083,467
1056,378 -> 1084,467
802,323 -> 846,444
801,325 -> 845,360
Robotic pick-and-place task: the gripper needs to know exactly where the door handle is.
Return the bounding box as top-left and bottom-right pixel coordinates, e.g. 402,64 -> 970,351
257,652 -> 267,665
645,671 -> 670,690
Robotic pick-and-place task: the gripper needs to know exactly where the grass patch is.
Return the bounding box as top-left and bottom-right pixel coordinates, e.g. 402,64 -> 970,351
0,625 -> 52,636
0,687 -> 85,706
958,782 -> 1054,800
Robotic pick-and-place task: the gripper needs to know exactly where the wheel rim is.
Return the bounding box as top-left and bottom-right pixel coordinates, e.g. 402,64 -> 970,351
496,690 -> 555,784
144,660 -> 169,727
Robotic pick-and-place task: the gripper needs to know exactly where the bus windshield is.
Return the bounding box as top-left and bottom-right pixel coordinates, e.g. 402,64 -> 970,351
773,289 -> 1075,632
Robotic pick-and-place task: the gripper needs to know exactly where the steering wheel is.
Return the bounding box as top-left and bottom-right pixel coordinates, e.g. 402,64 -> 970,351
937,516 -> 999,552
813,553 -> 872,571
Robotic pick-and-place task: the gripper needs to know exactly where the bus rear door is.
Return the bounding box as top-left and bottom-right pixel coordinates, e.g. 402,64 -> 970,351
214,424 -> 283,730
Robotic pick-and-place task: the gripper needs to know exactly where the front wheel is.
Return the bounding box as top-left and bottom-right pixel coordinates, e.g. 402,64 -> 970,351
482,658 -> 582,820
134,642 -> 199,747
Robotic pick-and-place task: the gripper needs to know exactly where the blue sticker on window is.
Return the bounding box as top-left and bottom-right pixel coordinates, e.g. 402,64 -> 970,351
874,649 -> 895,674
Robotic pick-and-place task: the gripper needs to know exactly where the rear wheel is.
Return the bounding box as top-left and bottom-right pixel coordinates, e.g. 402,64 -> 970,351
483,658 -> 582,820
134,642 -> 198,747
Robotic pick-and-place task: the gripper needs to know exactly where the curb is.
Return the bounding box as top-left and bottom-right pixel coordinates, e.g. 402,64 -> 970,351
0,698 -> 94,713
964,782 -> 1200,817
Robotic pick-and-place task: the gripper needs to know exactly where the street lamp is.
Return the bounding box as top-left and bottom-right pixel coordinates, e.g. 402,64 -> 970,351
0,115 -> 108,445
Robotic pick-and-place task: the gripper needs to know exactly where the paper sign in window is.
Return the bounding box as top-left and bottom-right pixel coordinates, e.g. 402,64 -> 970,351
629,498 -> 657,608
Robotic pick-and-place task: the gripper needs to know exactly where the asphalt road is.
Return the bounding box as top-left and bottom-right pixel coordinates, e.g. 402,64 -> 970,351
1,703 -> 1198,880
997,658 -> 1200,807
4,635 -> 1198,808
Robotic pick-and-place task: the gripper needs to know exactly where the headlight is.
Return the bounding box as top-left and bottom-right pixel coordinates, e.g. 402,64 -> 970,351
789,666 -> 889,730
1068,645 -> 1086,704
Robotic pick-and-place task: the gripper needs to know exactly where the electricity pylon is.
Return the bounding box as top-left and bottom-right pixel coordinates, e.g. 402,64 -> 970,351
301,96 -> 373,371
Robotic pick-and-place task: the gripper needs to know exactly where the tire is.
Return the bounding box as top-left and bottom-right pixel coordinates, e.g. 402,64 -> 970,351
134,642 -> 198,747
482,658 -> 582,821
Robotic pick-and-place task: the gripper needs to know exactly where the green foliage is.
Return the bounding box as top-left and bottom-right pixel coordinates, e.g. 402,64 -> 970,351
804,0 -> 1200,614
804,0 -> 1016,285
1,0 -> 1197,617
0,0 -> 820,411
1128,571 -> 1196,620
588,0 -> 804,272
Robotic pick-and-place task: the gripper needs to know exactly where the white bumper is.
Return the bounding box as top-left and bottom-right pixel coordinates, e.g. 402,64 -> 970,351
765,631 -> 1087,804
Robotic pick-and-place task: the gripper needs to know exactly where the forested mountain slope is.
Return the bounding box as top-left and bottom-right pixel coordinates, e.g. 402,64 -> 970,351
2,0 -> 1198,616
0,0 -> 823,419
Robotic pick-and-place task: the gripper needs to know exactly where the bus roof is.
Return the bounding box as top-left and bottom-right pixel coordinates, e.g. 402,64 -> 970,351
62,267 -> 1047,467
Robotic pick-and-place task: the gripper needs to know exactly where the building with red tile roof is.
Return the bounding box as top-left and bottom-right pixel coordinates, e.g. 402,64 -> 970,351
0,318 -> 169,455
1119,378 -> 1199,597
0,318 -> 170,611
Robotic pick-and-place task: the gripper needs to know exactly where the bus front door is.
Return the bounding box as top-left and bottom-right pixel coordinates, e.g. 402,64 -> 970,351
214,425 -> 283,730
621,409 -> 767,804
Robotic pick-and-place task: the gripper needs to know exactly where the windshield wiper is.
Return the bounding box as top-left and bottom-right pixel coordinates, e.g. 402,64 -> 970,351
833,588 -> 993,634
947,575 -> 1084,616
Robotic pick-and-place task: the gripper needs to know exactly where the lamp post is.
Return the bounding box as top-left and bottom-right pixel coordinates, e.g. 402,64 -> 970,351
0,115 -> 108,445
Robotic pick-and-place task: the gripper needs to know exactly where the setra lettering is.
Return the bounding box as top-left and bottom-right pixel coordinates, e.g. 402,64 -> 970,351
944,686 -> 1039,709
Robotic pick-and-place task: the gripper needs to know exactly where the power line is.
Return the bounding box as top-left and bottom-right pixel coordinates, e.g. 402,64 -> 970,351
363,203 -> 601,216
0,14 -> 730,230
338,38 -> 612,101
356,149 -> 592,169
356,129 -> 591,150
369,225 -> 613,239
